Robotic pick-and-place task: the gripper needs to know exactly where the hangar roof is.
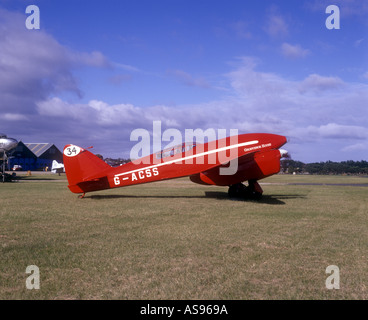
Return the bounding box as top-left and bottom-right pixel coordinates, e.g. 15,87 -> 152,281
24,143 -> 55,157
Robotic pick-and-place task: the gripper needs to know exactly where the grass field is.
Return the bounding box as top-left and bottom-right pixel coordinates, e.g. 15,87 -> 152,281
1,173 -> 367,300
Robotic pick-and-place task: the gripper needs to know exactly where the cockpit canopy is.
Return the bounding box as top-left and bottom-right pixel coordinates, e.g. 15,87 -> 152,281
156,142 -> 197,159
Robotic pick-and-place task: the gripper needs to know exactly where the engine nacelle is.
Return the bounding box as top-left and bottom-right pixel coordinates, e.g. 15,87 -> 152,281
190,149 -> 282,186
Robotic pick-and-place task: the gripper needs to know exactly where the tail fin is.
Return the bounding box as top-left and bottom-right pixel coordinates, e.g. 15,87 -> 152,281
51,160 -> 58,172
51,160 -> 64,173
63,145 -> 111,194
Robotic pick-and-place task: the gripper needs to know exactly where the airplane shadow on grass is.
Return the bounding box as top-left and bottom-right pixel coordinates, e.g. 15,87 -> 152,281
89,192 -> 306,205
204,191 -> 306,205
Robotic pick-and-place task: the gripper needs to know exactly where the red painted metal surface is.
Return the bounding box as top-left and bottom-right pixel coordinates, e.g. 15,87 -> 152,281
63,133 -> 287,195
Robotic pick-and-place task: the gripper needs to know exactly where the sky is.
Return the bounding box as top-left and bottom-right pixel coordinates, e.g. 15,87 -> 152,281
0,0 -> 367,162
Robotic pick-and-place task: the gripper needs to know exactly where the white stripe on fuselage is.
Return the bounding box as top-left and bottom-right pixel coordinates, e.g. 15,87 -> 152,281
114,140 -> 259,178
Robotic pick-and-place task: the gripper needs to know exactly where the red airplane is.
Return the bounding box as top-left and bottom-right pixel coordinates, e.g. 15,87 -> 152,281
63,133 -> 288,199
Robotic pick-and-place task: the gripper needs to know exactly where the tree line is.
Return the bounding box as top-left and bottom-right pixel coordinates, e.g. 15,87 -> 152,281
281,159 -> 368,175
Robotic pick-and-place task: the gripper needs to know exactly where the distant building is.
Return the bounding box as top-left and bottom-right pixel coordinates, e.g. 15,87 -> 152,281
9,142 -> 63,171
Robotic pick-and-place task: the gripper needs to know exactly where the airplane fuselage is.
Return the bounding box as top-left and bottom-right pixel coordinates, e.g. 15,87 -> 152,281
64,133 -> 287,195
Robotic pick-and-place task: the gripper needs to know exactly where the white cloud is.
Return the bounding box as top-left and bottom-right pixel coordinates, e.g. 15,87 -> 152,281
342,142 -> 368,152
306,123 -> 368,139
3,113 -> 29,121
37,97 -> 88,119
281,43 -> 310,59
108,74 -> 132,85
354,38 -> 364,47
225,57 -> 292,100
1,8 -> 367,164
70,51 -> 111,68
35,57 -> 368,159
307,0 -> 368,17
232,21 -> 252,39
114,62 -> 141,73
298,74 -> 345,93
298,74 -> 345,94
167,69 -> 210,88
264,12 -> 288,38
0,8 -> 112,115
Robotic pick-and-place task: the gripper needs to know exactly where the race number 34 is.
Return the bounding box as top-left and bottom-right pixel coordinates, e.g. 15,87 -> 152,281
64,145 -> 82,157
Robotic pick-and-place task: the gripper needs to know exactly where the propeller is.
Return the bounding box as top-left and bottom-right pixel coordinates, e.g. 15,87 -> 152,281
279,149 -> 290,159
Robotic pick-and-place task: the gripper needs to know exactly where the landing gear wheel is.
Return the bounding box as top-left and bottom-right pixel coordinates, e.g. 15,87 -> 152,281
228,181 -> 263,200
228,183 -> 247,198
247,180 -> 263,200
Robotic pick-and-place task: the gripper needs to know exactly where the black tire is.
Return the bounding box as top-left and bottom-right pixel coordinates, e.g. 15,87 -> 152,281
228,183 -> 246,198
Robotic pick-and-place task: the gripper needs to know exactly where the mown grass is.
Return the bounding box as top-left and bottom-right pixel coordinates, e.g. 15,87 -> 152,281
0,174 -> 367,299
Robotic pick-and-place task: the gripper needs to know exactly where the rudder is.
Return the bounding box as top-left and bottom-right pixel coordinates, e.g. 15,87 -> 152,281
63,145 -> 111,194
